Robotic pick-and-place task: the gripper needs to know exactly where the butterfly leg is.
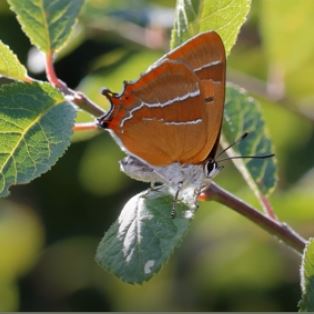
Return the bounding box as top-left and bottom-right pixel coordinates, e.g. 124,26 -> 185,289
171,181 -> 183,218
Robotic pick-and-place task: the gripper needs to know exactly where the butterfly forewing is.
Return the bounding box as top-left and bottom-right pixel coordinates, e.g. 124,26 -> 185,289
109,61 -> 212,165
100,31 -> 226,166
155,32 -> 225,83
161,32 -> 226,161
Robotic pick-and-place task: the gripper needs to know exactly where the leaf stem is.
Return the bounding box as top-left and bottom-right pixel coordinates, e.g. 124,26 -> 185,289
45,51 -> 63,88
260,194 -> 277,220
201,182 -> 306,254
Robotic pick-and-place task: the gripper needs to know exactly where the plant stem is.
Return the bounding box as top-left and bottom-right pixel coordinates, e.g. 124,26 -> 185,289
45,51 -> 63,88
260,194 -> 277,220
72,92 -> 106,117
201,182 -> 306,254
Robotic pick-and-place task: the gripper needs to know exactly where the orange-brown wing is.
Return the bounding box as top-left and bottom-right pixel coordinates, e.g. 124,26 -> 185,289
100,31 -> 226,166
153,32 -> 225,82
153,31 -> 226,160
104,60 -> 215,166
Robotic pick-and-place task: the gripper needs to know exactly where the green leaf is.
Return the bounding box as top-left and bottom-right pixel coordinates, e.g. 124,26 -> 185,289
299,238 -> 314,312
0,81 -> 76,197
222,84 -> 277,196
96,190 -> 192,283
171,0 -> 251,54
7,0 -> 84,53
260,0 -> 314,74
0,41 -> 28,81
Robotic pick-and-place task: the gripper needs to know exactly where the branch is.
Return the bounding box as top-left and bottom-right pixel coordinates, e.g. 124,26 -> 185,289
200,182 -> 306,254
71,91 -> 106,117
86,18 -> 168,50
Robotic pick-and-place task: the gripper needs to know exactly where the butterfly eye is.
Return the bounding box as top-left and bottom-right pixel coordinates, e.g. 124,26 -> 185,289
204,159 -> 217,177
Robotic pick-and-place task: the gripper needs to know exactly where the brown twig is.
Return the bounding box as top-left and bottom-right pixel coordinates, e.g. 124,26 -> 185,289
200,181 -> 306,254
71,91 -> 106,117
86,18 -> 168,50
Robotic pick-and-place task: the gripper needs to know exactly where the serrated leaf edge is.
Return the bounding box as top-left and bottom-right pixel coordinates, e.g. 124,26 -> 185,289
0,40 -> 28,81
8,0 -> 83,53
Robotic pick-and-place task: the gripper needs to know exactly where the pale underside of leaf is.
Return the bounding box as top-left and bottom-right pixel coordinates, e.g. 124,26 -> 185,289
96,190 -> 192,283
171,0 -> 251,54
0,81 -> 76,197
0,41 -> 27,81
8,0 -> 84,53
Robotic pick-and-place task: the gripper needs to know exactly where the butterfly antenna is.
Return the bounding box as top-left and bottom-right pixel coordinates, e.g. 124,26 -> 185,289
216,132 -> 249,158
216,132 -> 275,162
217,153 -> 275,163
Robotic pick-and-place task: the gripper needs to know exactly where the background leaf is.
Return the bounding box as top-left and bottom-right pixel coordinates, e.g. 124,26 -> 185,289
222,84 -> 277,196
260,0 -> 314,74
299,238 -> 314,311
0,81 -> 76,197
0,199 -> 44,311
0,40 -> 27,81
7,0 -> 84,53
96,190 -> 193,283
171,0 -> 251,53
259,0 -> 314,104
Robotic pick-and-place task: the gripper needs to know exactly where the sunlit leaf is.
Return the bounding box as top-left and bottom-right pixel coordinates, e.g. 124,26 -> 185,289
222,84 -> 277,196
8,0 -> 84,53
0,81 -> 76,197
299,238 -> 314,311
0,40 -> 27,81
171,0 -> 251,54
96,190 -> 192,283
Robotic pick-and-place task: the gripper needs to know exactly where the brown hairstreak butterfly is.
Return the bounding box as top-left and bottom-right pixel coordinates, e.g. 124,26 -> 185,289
98,31 -> 226,209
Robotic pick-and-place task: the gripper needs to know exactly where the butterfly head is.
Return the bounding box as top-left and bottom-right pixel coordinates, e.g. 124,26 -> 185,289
204,159 -> 221,179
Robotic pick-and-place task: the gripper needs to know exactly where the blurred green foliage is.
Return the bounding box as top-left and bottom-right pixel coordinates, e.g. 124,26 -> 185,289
0,0 -> 313,311
0,200 -> 44,311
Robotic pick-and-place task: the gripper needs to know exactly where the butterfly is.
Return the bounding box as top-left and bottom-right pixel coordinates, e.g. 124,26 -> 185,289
98,31 -> 226,209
